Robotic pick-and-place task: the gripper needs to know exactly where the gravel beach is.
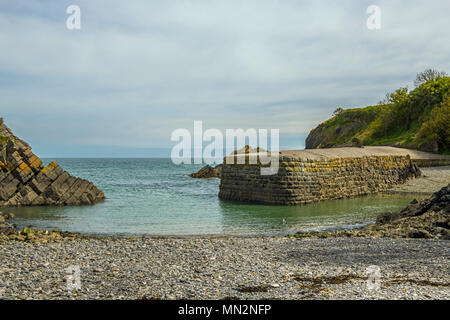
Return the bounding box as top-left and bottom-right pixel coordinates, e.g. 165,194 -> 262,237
0,236 -> 448,300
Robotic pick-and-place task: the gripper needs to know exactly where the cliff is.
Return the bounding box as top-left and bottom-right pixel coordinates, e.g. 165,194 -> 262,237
305,74 -> 450,154
0,119 -> 105,206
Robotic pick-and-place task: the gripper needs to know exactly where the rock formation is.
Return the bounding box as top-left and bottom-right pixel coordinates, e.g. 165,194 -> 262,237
189,164 -> 222,178
296,183 -> 449,239
189,146 -> 266,179
372,183 -> 449,239
0,119 -> 104,206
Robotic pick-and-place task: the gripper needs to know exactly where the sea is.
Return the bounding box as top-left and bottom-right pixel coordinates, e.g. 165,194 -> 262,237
7,158 -> 419,236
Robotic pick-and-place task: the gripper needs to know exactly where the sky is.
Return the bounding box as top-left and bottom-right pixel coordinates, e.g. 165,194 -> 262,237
0,0 -> 449,157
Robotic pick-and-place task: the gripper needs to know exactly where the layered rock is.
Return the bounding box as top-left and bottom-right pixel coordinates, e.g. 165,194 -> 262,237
188,146 -> 266,179
189,164 -> 222,178
296,183 -> 449,239
373,183 -> 449,239
0,119 -> 104,206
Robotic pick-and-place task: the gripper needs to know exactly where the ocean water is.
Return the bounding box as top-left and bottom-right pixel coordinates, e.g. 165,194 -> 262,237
7,158 -> 420,236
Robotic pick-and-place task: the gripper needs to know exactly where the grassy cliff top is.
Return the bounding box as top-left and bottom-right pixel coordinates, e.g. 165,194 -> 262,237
306,70 -> 450,154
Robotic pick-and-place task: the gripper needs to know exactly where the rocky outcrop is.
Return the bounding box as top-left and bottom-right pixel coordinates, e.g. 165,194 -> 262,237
189,164 -> 222,178
189,146 -> 266,179
372,184 -> 449,239
0,211 -> 83,242
0,119 -> 104,207
295,184 -> 450,239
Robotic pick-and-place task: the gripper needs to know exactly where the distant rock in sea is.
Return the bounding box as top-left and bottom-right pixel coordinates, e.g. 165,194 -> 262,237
0,118 -> 105,206
189,145 -> 267,179
189,164 -> 222,178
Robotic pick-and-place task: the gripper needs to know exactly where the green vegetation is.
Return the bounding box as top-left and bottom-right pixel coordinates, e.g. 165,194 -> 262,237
306,69 -> 450,154
0,117 -> 12,143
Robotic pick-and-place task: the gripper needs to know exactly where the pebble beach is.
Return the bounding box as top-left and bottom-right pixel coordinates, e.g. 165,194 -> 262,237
0,236 -> 448,300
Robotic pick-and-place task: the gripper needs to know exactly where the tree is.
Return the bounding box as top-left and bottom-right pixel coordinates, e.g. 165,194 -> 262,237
414,69 -> 448,87
373,105 -> 394,137
387,87 -> 409,104
419,94 -> 450,152
384,87 -> 417,129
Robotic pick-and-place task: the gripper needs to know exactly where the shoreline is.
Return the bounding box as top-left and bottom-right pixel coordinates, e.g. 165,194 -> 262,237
1,212 -> 448,300
1,166 -> 448,240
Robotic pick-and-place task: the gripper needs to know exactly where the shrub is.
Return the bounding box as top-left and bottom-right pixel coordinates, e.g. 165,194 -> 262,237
419,95 -> 450,152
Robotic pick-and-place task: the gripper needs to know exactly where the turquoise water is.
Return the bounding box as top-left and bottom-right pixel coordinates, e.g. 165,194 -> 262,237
7,158 -> 420,236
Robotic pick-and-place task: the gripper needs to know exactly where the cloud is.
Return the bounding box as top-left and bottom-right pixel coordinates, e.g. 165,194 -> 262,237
0,0 -> 449,155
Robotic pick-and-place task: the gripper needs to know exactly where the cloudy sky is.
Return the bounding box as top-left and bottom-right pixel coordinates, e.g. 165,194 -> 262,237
1,0 -> 449,157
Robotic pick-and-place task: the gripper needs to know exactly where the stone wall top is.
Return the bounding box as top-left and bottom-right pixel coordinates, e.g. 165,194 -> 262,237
280,146 -> 450,161
227,146 -> 450,165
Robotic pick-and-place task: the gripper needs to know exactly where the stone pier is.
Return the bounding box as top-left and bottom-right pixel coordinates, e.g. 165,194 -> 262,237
219,147 -> 450,205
